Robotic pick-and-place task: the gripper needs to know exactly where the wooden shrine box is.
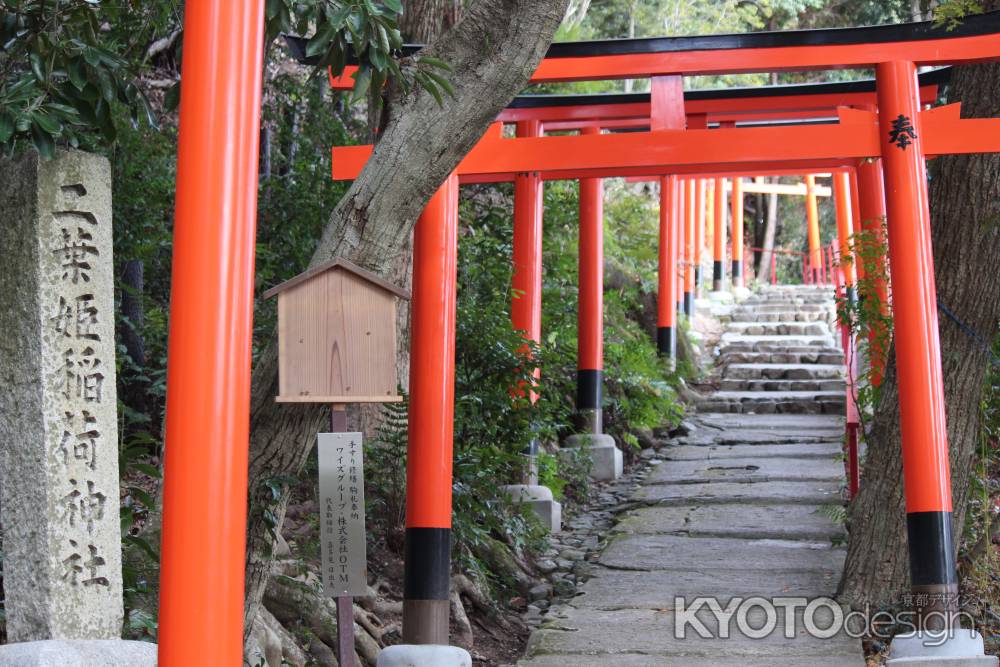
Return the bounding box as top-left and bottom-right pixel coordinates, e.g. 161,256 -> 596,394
263,258 -> 409,403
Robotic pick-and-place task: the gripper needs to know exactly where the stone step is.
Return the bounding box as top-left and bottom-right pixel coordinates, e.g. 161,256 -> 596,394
725,321 -> 833,336
520,605 -> 861,665
699,390 -> 846,415
615,503 -> 846,541
633,480 -> 843,505
692,413 -> 845,431
644,457 -> 844,485
717,350 -> 845,365
718,333 -> 837,350
665,442 -> 843,460
724,363 -> 845,380
729,310 -> 834,323
719,378 -> 845,392
600,533 -> 846,573
735,303 -> 831,314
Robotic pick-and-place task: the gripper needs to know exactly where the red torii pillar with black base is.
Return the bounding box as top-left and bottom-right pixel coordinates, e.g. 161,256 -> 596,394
877,60 -> 959,633
512,120 -> 544,466
577,143 -> 605,434
731,177 -> 745,289
389,172 -> 473,667
569,128 -> 623,481
658,175 -> 680,364
695,179 -> 707,291
712,176 -> 727,292
684,178 -> 697,316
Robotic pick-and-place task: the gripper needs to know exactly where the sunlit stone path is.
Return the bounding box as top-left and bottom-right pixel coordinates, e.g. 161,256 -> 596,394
518,286 -> 863,666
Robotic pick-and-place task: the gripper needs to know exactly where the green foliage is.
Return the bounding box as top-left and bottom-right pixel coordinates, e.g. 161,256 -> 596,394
933,0 -> 984,29
0,0 -> 160,157
261,0 -> 452,108
365,397 -> 409,552
834,220 -> 893,419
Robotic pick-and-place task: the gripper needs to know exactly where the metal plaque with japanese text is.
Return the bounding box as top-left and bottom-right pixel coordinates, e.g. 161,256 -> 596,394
318,432 -> 368,597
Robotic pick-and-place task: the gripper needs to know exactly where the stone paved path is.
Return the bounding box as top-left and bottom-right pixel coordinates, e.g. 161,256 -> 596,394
519,286 -> 863,666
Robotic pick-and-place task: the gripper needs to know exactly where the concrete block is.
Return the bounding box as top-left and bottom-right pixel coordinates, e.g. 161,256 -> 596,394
887,630 -> 998,666
501,485 -> 562,532
0,640 -> 156,667
566,434 -> 623,481
377,644 -> 472,667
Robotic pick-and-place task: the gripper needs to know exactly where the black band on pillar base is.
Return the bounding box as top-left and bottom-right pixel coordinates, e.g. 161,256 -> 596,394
846,286 -> 858,305
404,527 -> 451,601
732,260 -> 743,280
657,326 -> 676,358
713,261 -> 724,282
683,292 -> 693,317
694,267 -> 702,288
576,369 -> 602,411
906,511 -> 958,588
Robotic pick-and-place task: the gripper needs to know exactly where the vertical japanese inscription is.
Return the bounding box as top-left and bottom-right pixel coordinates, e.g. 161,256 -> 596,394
50,180 -> 114,594
0,150 -> 123,641
318,432 -> 368,598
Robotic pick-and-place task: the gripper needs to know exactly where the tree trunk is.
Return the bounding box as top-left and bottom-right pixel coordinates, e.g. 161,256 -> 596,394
839,51 -> 1000,608
399,0 -> 462,42
242,0 -> 571,646
758,183 -> 778,284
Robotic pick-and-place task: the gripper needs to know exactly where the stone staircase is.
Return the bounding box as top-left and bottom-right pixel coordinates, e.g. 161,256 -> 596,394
700,285 -> 846,415
517,283 -> 863,666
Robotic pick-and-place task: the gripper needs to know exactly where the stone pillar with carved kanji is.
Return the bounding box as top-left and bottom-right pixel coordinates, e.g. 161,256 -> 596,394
0,150 -> 124,641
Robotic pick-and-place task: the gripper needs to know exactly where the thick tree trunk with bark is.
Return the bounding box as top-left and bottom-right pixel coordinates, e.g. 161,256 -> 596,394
243,0 -> 571,645
400,0 -> 462,42
839,52 -> 1000,608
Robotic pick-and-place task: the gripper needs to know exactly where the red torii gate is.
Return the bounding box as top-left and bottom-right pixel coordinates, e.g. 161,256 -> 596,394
159,8 -> 1000,666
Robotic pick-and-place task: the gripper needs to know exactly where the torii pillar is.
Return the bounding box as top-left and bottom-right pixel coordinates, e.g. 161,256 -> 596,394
658,175 -> 679,365
876,62 -> 993,665
711,176 -> 728,294
387,173 -> 473,667
568,127 -> 622,481
502,119 -> 561,533
731,177 -> 745,291
805,174 -> 822,284
857,157 -> 890,387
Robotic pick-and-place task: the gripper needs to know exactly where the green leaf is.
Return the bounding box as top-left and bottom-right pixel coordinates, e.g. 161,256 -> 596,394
265,0 -> 283,20
350,66 -> 372,104
164,81 -> 181,112
0,114 -> 13,144
32,112 -> 61,134
29,51 -> 45,82
383,0 -> 403,13
68,59 -> 87,91
31,122 -> 55,159
305,21 -> 336,58
133,462 -> 162,478
416,71 -> 443,107
424,69 -> 454,98
418,56 -> 452,71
